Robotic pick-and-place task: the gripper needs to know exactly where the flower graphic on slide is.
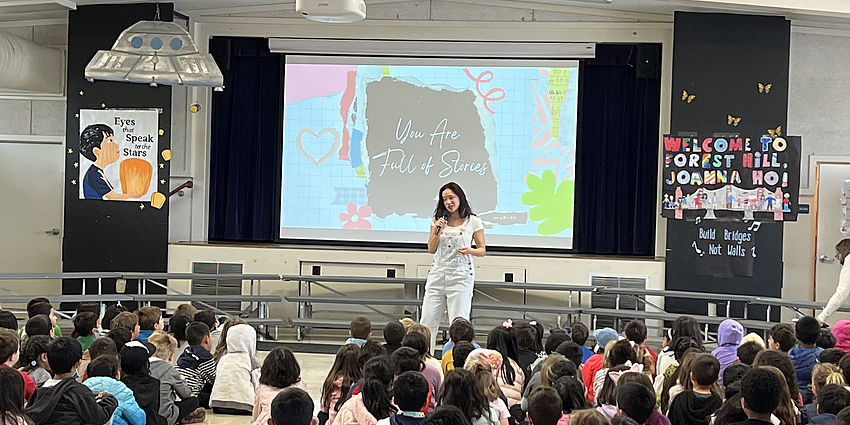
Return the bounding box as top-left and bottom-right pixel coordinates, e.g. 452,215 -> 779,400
339,202 -> 373,230
521,169 -> 574,236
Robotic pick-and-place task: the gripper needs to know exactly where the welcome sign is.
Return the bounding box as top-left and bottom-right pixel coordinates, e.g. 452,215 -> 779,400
660,133 -> 801,221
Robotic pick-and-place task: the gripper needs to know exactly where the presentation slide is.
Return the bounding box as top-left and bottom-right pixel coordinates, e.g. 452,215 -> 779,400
280,56 -> 579,248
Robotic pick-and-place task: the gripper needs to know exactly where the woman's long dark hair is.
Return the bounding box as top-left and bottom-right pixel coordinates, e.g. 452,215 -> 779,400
321,344 -> 362,412
439,368 -> 491,422
259,347 -> 301,389
15,335 -> 50,373
360,356 -> 396,420
0,367 -> 30,425
433,182 -> 472,220
487,326 -> 519,385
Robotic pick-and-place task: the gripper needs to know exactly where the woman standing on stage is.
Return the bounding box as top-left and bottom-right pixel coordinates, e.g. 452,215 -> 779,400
818,239 -> 850,325
421,182 -> 486,351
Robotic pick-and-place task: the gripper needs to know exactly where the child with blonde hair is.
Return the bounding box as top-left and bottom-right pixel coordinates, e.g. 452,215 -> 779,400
465,352 -> 510,425
148,331 -> 203,424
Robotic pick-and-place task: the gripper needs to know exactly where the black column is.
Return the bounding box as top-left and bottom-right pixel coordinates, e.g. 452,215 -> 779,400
664,12 -> 790,320
62,4 -> 173,309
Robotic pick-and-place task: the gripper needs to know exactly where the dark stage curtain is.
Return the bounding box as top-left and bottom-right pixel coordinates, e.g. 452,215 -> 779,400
208,37 -> 283,241
207,41 -> 661,252
574,44 -> 661,255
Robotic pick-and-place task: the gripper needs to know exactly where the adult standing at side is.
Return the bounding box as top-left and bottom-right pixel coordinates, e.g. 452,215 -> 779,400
421,182 -> 486,352
818,239 -> 850,325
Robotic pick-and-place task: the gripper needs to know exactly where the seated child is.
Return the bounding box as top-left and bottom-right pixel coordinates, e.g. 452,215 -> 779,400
0,328 -> 36,400
616,382 -> 655,425
377,371 -> 430,425
84,354 -> 147,425
167,314 -> 192,362
789,316 -> 823,400
320,344 -> 362,424
176,322 -> 216,408
135,307 -> 164,342
210,323 -> 260,415
392,347 -> 435,413
0,366 -> 29,424
666,353 -> 722,425
527,387 -> 563,425
121,342 -> 167,425
0,310 -> 17,330
710,319 -> 743,386
102,304 -> 129,336
737,368 -> 782,425
24,315 -> 53,340
26,337 -> 118,425
442,318 -> 477,375
253,347 -> 307,425
383,320 -> 405,356
810,383 -> 850,424
736,341 -> 763,366
111,312 -> 141,341
147,331 -> 203,424
270,387 -> 316,425
22,299 -> 61,337
74,312 -> 99,351
16,335 -> 51,387
81,338 -> 120,381
174,305 -> 197,318
819,348 -> 845,366
193,310 -> 220,350
345,316 -> 372,347
817,329 -> 836,350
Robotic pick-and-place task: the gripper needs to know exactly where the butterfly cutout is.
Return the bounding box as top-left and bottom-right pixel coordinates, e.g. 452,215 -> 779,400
681,90 -> 695,103
767,125 -> 782,139
727,115 -> 742,127
758,82 -> 773,94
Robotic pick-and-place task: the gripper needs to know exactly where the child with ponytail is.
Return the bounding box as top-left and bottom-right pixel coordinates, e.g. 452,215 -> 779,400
15,335 -> 50,387
332,356 -> 396,425
801,362 -> 845,421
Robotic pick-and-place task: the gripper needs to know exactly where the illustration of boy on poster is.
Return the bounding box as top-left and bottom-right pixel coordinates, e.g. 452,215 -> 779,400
79,124 -> 138,200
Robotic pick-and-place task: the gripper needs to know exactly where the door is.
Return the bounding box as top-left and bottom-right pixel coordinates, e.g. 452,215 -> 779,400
0,141 -> 64,298
814,162 -> 850,322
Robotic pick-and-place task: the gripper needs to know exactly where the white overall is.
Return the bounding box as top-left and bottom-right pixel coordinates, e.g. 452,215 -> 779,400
420,222 -> 475,352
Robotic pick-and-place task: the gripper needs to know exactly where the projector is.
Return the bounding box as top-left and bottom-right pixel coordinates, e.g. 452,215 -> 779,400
296,0 -> 366,23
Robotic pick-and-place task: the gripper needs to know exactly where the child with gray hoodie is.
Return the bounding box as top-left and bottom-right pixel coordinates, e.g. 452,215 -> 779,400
147,331 -> 204,424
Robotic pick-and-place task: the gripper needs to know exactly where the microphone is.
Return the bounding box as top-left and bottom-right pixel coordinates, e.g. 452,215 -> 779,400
435,214 -> 448,235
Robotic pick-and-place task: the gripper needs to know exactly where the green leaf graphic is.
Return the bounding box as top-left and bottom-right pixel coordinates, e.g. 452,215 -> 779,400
521,170 -> 574,236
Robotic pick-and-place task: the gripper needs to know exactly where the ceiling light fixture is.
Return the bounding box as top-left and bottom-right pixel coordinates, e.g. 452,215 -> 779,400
84,11 -> 224,91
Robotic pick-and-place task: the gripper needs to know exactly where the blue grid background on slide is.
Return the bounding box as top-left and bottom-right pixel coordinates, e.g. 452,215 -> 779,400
281,64 -> 578,237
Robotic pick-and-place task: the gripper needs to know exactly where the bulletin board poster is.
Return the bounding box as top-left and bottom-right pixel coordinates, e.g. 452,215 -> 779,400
660,134 -> 801,221
78,109 -> 159,202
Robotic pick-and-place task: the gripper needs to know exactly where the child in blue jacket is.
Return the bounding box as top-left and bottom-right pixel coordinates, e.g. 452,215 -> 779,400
84,355 -> 147,425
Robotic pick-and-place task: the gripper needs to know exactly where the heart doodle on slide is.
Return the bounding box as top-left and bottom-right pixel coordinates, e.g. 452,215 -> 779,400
297,128 -> 341,166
